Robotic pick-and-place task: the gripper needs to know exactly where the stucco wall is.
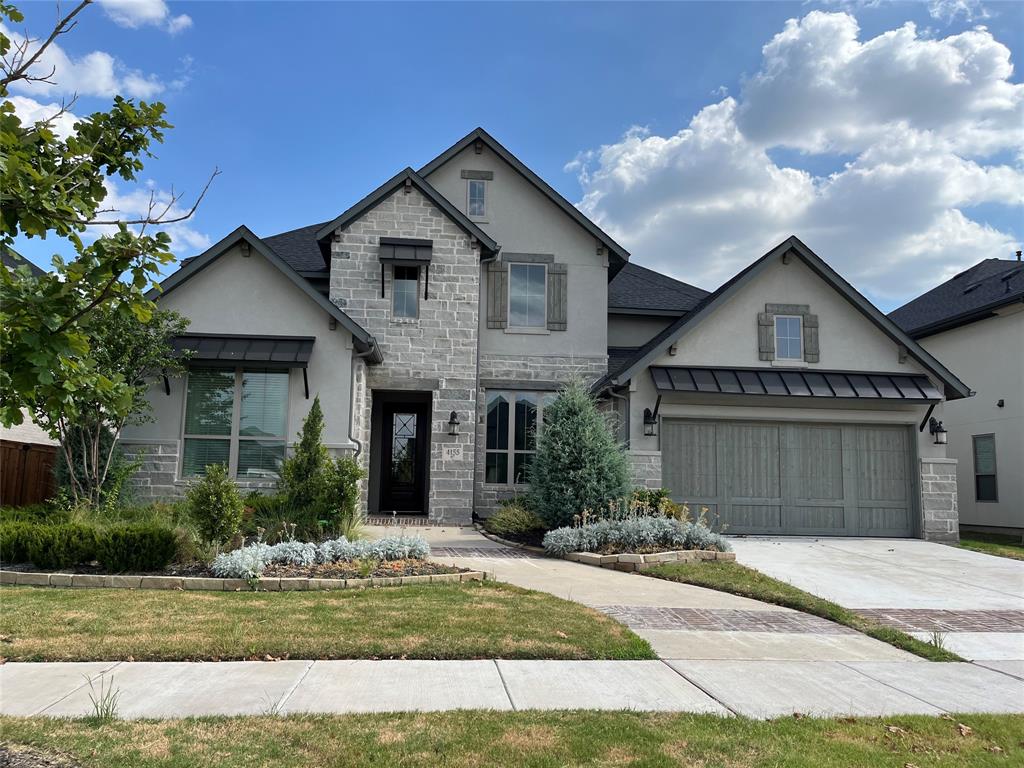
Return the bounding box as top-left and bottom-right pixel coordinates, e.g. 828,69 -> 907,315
120,243 -> 357,497
608,314 -> 674,348
423,143 -> 609,359
917,307 -> 1024,531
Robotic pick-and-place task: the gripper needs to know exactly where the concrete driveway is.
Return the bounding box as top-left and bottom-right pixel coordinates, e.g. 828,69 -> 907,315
729,537 -> 1024,662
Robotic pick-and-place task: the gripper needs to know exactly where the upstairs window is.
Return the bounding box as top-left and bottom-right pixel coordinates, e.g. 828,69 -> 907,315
467,179 -> 486,218
508,263 -> 547,328
774,315 -> 803,360
182,368 -> 288,479
973,434 -> 998,502
392,265 -> 419,318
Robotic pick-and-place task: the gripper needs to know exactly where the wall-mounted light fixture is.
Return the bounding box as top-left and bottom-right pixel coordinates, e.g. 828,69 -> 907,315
447,411 -> 460,436
643,408 -> 657,437
928,417 -> 948,445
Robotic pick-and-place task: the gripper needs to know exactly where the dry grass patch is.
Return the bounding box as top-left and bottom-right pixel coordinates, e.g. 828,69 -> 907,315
0,582 -> 654,661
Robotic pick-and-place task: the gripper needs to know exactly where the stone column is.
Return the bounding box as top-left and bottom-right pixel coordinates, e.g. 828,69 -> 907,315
920,457 -> 959,543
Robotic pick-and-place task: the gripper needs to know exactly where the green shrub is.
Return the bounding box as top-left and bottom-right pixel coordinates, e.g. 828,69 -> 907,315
484,502 -> 545,538
322,456 -> 365,537
96,523 -> 177,572
0,521 -> 35,562
185,463 -> 244,546
528,379 -> 631,529
26,523 -> 100,569
279,396 -> 330,513
0,504 -> 65,524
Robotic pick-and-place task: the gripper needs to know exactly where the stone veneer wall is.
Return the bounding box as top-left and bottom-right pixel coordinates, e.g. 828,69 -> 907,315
920,457 -> 960,543
474,354 -> 607,517
330,187 -> 480,524
119,440 -> 279,500
628,450 -> 662,490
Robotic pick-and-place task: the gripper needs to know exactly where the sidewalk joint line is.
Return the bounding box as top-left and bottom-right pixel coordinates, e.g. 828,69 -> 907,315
659,660 -> 741,718
836,661 -> 951,714
33,660 -> 123,717
493,660 -> 517,711
273,660 -> 315,714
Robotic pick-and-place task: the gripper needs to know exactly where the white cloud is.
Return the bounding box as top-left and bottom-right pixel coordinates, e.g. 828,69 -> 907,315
1,23 -> 165,99
928,0 -> 989,23
97,0 -> 192,35
572,12 -> 1023,303
7,95 -> 79,138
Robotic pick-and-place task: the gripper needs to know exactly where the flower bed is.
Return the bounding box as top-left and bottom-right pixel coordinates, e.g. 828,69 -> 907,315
542,517 -> 730,557
263,559 -> 462,579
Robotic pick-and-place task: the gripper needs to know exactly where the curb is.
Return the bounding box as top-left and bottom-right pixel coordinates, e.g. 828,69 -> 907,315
563,549 -> 735,572
0,569 -> 489,592
472,524 -> 547,555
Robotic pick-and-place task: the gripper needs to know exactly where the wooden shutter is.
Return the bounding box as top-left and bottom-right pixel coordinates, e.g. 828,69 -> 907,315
547,263 -> 568,331
803,313 -> 819,363
757,312 -> 775,361
486,261 -> 508,329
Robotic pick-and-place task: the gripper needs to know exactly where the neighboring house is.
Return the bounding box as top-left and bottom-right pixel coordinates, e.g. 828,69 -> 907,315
120,128 -> 970,541
890,257 -> 1024,535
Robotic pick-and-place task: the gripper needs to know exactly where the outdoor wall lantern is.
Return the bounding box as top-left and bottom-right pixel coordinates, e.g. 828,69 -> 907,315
643,408 -> 658,437
929,417 -> 948,445
447,411 -> 460,436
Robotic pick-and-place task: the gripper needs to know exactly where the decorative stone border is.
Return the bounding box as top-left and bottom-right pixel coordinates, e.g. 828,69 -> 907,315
0,569 -> 488,592
563,550 -> 735,573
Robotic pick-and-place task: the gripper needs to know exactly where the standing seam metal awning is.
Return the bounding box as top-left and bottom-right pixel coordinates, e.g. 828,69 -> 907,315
171,334 -> 315,367
649,366 -> 941,401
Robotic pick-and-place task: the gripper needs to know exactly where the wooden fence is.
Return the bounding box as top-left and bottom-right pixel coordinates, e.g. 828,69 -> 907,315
1,440 -> 57,506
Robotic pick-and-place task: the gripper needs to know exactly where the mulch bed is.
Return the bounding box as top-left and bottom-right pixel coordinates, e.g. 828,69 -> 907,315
262,560 -> 466,579
0,744 -> 81,768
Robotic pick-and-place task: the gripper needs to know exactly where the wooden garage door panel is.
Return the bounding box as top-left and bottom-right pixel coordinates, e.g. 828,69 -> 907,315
782,425 -> 844,501
722,424 -> 780,499
661,419 -> 914,537
855,427 -> 909,503
662,421 -> 717,499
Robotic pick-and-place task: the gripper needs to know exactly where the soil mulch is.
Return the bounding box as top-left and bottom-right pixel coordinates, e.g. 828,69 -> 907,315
0,744 -> 80,768
262,559 -> 466,579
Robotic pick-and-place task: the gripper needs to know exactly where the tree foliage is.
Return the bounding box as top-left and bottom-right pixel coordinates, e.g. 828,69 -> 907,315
528,379 -> 631,529
0,0 -> 215,433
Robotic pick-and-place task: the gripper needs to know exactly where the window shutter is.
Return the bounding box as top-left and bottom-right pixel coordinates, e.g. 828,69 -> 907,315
547,263 -> 568,331
757,312 -> 775,361
803,313 -> 819,363
486,261 -> 508,329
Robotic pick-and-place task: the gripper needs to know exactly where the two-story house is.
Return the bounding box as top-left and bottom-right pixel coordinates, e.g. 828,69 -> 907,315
121,128 -> 970,542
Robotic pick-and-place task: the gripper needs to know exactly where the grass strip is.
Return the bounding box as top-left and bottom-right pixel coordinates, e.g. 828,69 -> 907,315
0,581 -> 654,661
2,711 -> 1021,767
959,533 -> 1024,561
644,561 -> 964,662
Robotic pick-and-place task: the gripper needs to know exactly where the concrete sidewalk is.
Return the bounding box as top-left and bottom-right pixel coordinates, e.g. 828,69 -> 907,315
3,659 -> 1022,720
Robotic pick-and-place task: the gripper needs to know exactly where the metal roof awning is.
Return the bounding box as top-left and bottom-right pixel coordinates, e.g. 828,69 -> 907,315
378,237 -> 433,264
172,334 -> 315,368
649,366 -> 941,401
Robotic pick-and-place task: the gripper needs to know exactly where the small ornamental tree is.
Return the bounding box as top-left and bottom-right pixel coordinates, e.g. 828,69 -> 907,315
279,396 -> 330,512
185,463 -> 244,547
528,379 -> 631,529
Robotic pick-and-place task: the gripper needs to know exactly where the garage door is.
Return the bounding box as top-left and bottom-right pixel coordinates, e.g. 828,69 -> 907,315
661,420 -> 916,537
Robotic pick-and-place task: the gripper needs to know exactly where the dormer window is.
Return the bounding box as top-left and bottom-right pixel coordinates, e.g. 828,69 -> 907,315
468,179 -> 486,218
774,315 -> 803,360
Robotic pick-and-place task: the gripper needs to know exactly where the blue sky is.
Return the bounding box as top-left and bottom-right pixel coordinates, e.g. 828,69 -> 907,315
9,0 -> 1023,310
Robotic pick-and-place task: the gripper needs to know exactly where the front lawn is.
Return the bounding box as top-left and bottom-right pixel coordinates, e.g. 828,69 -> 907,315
644,561 -> 963,662
2,712 -> 1021,767
0,582 -> 653,661
959,532 -> 1024,561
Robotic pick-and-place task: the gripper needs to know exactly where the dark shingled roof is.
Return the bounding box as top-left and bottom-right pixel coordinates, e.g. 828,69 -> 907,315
263,221 -> 331,273
1,244 -> 45,277
607,346 -> 643,379
889,258 -> 1024,338
608,263 -> 708,315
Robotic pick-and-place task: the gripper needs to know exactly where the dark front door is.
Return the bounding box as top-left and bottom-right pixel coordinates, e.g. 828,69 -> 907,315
380,402 -> 430,512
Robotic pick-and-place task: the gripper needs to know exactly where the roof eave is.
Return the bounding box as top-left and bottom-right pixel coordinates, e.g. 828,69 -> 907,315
417,127 -> 629,272
904,295 -> 1024,340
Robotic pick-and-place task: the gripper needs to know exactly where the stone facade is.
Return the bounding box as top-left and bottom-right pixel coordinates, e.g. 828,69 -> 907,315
330,187 -> 480,524
919,457 -> 960,543
628,450 -> 662,490
474,354 -> 607,517
120,439 -> 278,500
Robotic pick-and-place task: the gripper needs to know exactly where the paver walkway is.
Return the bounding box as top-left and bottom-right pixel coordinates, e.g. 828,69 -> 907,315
4,659 -> 1022,719
378,525 -> 914,662
730,537 -> 1024,662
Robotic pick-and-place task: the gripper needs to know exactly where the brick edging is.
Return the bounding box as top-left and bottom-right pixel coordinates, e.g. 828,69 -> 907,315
564,550 -> 735,573
0,569 -> 488,592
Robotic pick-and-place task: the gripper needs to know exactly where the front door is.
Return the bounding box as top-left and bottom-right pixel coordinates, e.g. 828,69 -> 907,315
380,402 -> 430,512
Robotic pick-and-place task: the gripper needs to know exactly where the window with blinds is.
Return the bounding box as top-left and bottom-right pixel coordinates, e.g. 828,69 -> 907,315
182,368 -> 288,478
